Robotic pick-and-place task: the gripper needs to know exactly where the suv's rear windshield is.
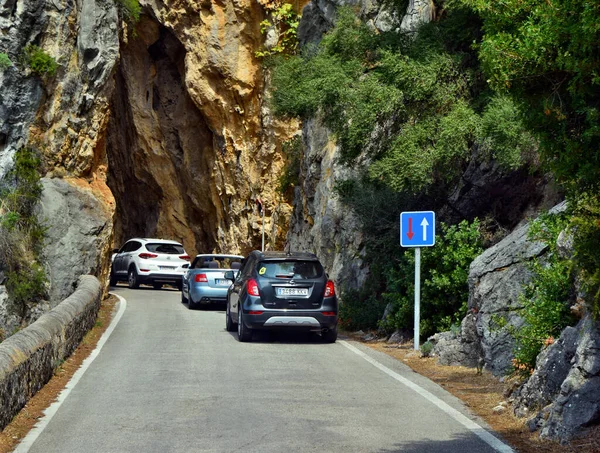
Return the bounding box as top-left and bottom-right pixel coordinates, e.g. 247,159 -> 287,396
146,243 -> 185,254
258,260 -> 323,279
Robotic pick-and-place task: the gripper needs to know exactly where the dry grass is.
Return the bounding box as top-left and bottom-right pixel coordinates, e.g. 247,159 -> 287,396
361,338 -> 600,453
0,295 -> 118,453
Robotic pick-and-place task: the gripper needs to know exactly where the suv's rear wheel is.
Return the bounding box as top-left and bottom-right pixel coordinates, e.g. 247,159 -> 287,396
237,309 -> 252,342
128,268 -> 140,289
225,303 -> 236,332
322,327 -> 338,343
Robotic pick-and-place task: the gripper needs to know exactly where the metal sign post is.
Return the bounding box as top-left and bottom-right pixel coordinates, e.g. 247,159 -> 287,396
400,211 -> 435,351
414,247 -> 421,350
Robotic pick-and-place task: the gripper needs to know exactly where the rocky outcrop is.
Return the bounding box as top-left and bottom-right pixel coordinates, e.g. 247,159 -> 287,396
467,217 -> 548,375
286,118 -> 368,289
37,178 -> 113,304
431,310 -> 482,368
0,0 -> 118,328
513,314 -> 600,443
399,0 -> 434,33
106,3 -> 298,255
0,275 -> 102,431
432,202 -> 567,376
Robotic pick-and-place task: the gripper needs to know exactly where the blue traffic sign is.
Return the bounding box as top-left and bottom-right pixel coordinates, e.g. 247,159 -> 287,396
400,211 -> 436,247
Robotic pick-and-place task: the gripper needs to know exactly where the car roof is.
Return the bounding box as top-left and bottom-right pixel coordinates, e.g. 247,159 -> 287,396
194,254 -> 244,260
251,250 -> 320,261
127,238 -> 183,245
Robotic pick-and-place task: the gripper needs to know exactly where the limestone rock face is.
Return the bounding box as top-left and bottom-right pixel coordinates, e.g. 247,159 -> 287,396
286,118 -> 368,290
0,0 -> 118,326
37,178 -> 114,305
106,4 -> 298,255
513,315 -> 600,443
399,0 -> 434,33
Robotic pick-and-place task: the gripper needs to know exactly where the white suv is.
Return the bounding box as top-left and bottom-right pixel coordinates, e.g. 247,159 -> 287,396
110,238 -> 190,290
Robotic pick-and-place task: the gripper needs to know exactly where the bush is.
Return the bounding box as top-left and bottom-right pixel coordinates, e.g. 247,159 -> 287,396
116,0 -> 141,24
511,211 -> 575,375
420,341 -> 434,357
23,45 -> 57,77
0,148 -> 47,317
339,287 -> 389,332
0,53 -> 11,71
256,2 -> 301,58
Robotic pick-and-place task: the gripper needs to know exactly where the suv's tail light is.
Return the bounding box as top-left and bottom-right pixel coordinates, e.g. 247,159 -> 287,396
139,253 -> 158,259
247,279 -> 260,296
179,254 -> 190,261
324,280 -> 335,297
195,274 -> 208,283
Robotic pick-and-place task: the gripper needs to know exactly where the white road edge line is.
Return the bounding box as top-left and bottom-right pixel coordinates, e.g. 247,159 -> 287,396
340,340 -> 515,453
14,293 -> 128,453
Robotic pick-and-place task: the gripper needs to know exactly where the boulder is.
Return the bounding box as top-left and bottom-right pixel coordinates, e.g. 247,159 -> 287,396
537,315 -> 600,442
512,325 -> 579,417
37,178 -> 113,305
431,311 -> 483,368
432,202 -> 567,376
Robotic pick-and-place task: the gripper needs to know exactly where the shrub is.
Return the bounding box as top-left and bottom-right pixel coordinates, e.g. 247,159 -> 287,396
116,0 -> 141,24
511,211 -> 575,375
23,45 -> 57,77
339,287 -> 388,332
256,2 -> 301,58
0,53 -> 11,71
420,341 -> 434,357
0,148 -> 47,317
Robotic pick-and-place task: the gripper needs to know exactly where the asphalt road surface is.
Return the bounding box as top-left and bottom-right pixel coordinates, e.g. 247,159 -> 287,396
19,287 -> 513,453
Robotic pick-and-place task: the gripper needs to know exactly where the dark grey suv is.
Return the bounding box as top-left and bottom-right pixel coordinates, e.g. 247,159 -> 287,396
224,251 -> 338,343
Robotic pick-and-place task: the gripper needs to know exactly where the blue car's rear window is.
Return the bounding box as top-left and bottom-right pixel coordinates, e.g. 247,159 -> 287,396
258,261 -> 323,279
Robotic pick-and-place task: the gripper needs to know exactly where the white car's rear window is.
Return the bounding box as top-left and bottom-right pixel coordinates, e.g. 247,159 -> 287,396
146,243 -> 185,255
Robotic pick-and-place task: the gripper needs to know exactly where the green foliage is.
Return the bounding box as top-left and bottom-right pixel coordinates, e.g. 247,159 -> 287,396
116,0 -> 141,24
381,220 -> 484,339
23,45 -> 57,77
0,148 -> 47,317
451,0 -> 600,196
0,53 -> 12,71
569,194 -> 600,314
277,135 -> 303,197
512,211 -> 574,375
339,287 -> 389,331
420,341 -> 434,357
270,7 -> 532,194
5,264 -> 47,314
256,2 -> 301,58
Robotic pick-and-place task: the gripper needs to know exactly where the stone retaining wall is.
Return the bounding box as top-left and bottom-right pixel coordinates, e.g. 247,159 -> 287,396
0,275 -> 102,430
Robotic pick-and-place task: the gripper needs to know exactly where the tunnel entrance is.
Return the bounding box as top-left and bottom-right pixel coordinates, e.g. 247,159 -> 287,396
106,17 -> 218,255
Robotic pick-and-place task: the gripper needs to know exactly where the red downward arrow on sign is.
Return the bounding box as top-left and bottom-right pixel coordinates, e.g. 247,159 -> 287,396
407,217 -> 415,240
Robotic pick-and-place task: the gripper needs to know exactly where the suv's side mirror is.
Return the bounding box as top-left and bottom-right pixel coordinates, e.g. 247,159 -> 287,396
112,248 -> 119,254
224,271 -> 235,281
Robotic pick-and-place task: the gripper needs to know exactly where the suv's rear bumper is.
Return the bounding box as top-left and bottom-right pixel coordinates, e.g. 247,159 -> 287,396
138,273 -> 183,284
241,295 -> 338,331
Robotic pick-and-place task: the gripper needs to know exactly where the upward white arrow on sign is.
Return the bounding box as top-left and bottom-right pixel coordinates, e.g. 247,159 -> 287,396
421,218 -> 429,241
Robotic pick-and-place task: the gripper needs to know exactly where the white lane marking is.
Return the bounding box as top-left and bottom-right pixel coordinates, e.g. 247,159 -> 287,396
14,293 -> 128,453
340,340 -> 515,453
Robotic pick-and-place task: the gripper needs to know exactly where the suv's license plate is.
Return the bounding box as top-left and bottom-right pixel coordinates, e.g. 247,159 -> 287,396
276,288 -> 309,296
159,266 -> 176,270
215,279 -> 230,286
